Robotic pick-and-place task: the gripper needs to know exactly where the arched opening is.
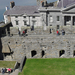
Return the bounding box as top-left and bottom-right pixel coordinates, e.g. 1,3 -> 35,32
31,50 -> 37,57
42,50 -> 45,57
73,50 -> 75,57
59,50 -> 65,57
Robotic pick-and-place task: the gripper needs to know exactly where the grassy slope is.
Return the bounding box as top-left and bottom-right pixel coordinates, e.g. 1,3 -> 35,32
19,58 -> 75,75
0,61 -> 16,68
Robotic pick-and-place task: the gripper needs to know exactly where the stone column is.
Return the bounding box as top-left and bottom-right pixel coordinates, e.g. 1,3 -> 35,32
62,16 -> 64,26
61,16 -> 64,29
41,13 -> 47,30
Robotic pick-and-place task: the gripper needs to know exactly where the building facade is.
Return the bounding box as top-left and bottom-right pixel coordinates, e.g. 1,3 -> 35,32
3,0 -> 75,32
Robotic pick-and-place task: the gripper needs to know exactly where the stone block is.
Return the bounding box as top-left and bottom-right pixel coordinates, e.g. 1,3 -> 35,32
10,27 -> 19,35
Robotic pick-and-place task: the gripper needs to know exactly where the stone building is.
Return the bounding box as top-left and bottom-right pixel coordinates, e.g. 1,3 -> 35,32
1,0 -> 75,62
3,0 -> 75,33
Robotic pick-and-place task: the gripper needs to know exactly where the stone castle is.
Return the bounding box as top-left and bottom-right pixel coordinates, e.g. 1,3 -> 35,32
1,0 -> 75,64
0,24 -> 75,63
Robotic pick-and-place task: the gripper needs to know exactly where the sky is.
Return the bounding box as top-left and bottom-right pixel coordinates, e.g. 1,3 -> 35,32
0,0 -> 57,10
0,0 -> 57,21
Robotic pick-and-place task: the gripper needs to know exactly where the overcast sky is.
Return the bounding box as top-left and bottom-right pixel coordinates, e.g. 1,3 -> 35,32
0,0 -> 57,10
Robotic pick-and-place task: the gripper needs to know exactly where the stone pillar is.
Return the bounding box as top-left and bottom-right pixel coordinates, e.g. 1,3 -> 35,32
41,13 -> 47,30
61,16 -> 64,29
62,16 -> 64,26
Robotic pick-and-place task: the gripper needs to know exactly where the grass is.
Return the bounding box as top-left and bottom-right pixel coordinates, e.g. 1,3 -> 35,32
0,61 -> 16,68
19,58 -> 75,75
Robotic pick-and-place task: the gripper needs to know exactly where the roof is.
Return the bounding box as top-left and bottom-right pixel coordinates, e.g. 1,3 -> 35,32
4,6 -> 39,15
38,7 -> 61,11
58,0 -> 75,8
0,22 -> 5,27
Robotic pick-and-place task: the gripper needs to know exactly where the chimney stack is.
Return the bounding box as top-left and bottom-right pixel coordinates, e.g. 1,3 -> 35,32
5,6 -> 9,11
10,1 -> 15,8
37,0 -> 47,7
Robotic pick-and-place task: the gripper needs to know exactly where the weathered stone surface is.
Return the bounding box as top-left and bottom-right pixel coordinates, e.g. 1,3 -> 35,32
1,34 -> 75,63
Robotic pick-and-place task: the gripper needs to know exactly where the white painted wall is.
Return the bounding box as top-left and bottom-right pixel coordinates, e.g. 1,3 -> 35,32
10,15 -> 42,30
4,15 -> 8,23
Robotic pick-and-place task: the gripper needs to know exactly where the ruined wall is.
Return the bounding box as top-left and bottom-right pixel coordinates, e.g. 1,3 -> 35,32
1,35 -> 75,63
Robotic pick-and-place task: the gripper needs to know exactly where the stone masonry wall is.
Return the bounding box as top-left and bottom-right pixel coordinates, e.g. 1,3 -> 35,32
1,35 -> 75,63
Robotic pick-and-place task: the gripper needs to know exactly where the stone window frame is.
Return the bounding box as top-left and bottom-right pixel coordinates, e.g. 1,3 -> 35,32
23,16 -> 26,18
15,20 -> 19,25
59,50 -> 65,57
50,24 -> 52,26
31,50 -> 37,57
23,20 -> 27,25
49,15 -> 53,23
15,16 -> 18,18
57,25 -> 59,29
57,16 -> 60,21
32,16 -> 35,18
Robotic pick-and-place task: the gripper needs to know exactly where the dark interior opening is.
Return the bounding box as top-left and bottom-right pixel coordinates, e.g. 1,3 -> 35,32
42,50 -> 45,57
59,50 -> 65,57
50,29 -> 52,33
31,50 -> 37,57
73,51 -> 75,57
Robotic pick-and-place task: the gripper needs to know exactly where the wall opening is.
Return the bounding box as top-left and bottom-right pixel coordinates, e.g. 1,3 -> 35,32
59,50 -> 65,57
31,50 -> 37,57
42,50 -> 45,57
73,51 -> 75,57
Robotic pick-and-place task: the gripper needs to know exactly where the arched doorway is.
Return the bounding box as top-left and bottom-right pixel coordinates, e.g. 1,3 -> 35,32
73,50 -> 75,57
41,50 -> 45,57
31,50 -> 37,57
59,50 -> 65,57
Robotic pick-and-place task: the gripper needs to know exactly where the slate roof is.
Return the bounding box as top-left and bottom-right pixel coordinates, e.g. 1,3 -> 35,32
4,6 -> 39,15
0,22 -> 5,27
58,0 -> 75,8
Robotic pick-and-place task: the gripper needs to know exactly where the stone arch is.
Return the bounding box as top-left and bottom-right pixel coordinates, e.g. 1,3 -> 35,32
31,50 -> 37,57
59,50 -> 65,57
73,50 -> 75,57
41,50 -> 45,58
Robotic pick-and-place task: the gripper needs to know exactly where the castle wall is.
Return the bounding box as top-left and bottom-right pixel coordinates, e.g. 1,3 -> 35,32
1,35 -> 75,63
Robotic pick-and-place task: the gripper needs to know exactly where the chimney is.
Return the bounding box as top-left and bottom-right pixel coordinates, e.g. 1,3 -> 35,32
37,0 -> 47,7
5,6 -> 9,11
10,1 -> 15,8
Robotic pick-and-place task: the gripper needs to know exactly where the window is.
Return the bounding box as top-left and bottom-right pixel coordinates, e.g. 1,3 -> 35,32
15,16 -> 18,18
50,25 -> 52,26
59,50 -> 65,57
23,16 -> 26,18
57,16 -> 60,21
32,16 -> 35,18
32,21 -> 36,26
50,16 -> 53,22
24,21 -> 27,25
15,21 -> 19,25
57,25 -> 59,29
31,50 -> 37,57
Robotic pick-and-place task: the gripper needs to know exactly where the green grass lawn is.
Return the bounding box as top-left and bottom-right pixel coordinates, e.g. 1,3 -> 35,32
19,58 -> 75,75
0,61 -> 16,68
